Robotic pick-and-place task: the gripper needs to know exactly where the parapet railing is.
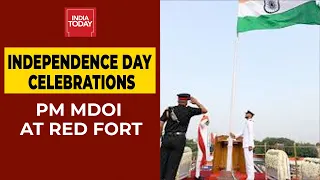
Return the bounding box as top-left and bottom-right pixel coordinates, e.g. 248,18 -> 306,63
253,143 -> 320,179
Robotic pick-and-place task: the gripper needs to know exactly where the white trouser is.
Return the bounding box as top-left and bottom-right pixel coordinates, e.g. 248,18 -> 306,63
244,147 -> 254,180
195,144 -> 203,178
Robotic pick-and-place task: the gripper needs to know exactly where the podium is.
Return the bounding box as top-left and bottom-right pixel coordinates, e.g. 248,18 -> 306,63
212,135 -> 246,173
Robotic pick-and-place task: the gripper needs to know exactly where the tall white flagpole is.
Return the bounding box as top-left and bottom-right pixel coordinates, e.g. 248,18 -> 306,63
226,35 -> 239,172
225,0 -> 241,172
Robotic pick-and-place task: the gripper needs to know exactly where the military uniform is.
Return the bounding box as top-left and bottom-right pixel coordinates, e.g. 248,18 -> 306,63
160,94 -> 202,180
236,110 -> 255,180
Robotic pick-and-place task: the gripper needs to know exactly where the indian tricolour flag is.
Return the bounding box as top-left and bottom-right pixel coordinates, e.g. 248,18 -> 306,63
237,0 -> 320,33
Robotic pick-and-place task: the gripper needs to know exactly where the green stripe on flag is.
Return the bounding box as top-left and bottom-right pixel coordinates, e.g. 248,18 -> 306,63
238,1 -> 320,33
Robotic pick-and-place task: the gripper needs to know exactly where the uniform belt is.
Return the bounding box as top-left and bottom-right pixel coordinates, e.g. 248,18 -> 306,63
166,132 -> 185,136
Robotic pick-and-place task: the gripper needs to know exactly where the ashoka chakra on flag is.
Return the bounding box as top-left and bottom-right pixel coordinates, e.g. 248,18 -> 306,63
237,0 -> 320,33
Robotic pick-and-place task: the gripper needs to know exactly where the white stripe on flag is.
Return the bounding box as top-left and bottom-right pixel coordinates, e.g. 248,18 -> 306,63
238,0 -> 312,17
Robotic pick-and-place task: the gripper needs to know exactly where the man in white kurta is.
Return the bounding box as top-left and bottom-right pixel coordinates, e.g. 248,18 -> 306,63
195,115 -> 210,180
231,110 -> 255,180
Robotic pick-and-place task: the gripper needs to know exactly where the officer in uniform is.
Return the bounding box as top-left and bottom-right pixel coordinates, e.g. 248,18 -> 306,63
230,110 -> 255,180
160,93 -> 208,180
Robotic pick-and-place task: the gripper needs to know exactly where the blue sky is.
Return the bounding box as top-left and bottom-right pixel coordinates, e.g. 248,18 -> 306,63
160,1 -> 319,143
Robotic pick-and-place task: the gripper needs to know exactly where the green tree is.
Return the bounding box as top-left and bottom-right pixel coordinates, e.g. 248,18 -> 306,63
254,140 -> 265,154
296,143 -> 318,158
262,137 -> 295,156
186,139 -> 198,158
256,137 -> 318,157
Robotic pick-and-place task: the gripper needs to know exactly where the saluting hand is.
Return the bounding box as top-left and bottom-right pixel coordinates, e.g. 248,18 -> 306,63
190,97 -> 198,104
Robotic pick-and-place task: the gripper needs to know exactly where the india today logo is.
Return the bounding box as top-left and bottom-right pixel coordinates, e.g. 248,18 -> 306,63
65,7 -> 96,37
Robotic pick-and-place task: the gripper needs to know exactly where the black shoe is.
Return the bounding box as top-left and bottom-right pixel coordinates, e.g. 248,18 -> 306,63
194,176 -> 204,180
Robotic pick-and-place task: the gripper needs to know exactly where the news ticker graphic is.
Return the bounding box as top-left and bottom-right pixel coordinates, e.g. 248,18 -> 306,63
4,47 -> 156,94
65,7 -> 96,37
